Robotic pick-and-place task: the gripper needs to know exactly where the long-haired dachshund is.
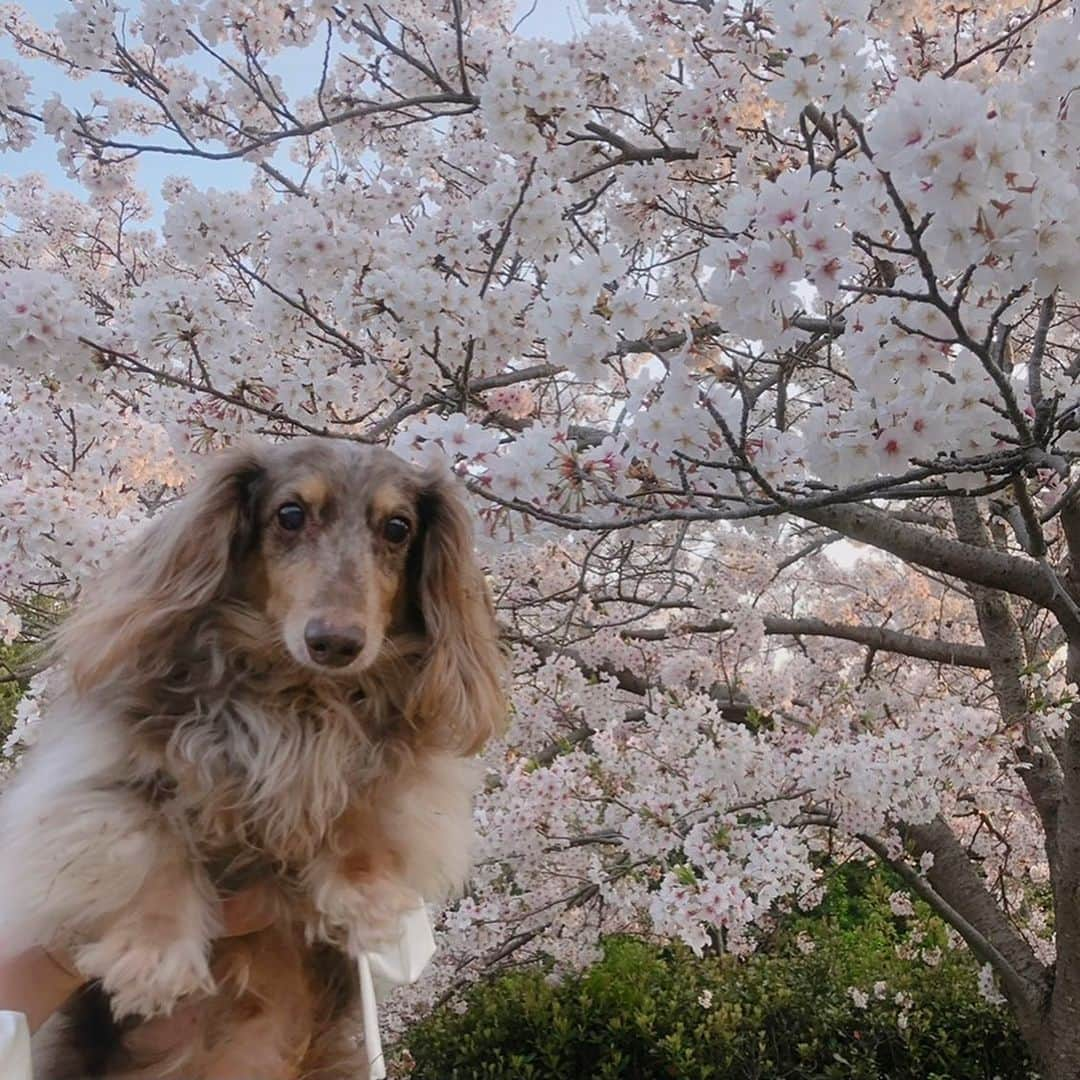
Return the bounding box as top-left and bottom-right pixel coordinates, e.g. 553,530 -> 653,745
0,438 -> 506,1079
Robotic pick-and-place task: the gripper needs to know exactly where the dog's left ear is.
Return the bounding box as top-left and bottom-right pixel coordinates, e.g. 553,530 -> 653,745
406,471 -> 507,755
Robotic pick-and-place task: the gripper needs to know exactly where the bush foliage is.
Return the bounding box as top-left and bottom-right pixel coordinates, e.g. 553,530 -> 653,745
399,865 -> 1036,1080
0,642 -> 28,751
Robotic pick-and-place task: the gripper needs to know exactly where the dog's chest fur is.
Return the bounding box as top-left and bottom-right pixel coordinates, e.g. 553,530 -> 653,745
131,671 -> 423,870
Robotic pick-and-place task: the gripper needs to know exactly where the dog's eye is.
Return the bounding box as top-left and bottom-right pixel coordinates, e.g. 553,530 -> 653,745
277,503 -> 306,531
383,516 -> 411,543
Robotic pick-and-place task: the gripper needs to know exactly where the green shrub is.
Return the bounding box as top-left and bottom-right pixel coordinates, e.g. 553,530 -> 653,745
0,641 -> 30,751
399,866 -> 1036,1080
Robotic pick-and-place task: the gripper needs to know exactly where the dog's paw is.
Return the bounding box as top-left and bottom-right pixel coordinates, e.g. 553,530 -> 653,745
312,876 -> 420,956
76,931 -> 215,1019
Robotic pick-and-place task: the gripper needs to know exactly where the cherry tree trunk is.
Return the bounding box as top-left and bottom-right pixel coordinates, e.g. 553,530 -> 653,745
1035,638 -> 1080,1079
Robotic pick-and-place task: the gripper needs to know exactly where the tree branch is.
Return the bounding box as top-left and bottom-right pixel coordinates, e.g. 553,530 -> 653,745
72,91 -> 478,161
624,615 -> 991,668
950,498 -> 1063,844
799,502 -> 1080,633
861,822 -> 1047,1035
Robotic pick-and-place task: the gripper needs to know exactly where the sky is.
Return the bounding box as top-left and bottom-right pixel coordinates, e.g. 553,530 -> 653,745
0,1 -> 579,214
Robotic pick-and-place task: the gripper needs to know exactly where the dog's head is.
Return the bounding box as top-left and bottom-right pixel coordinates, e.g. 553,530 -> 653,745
247,440 -> 435,674
60,439 -> 506,753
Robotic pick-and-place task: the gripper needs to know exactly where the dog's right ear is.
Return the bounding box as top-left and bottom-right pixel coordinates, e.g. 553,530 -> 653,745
56,447 -> 265,694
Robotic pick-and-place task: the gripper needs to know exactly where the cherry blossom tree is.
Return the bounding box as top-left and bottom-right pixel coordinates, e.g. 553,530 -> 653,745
3,0 -> 1080,1071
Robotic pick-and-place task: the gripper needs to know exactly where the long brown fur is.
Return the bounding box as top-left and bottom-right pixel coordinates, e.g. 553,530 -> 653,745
0,438 -> 507,1079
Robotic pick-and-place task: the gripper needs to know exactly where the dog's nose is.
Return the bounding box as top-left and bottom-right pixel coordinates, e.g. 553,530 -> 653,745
304,619 -> 365,668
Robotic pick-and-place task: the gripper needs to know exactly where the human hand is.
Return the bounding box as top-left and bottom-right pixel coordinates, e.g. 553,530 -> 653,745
0,881 -> 277,1034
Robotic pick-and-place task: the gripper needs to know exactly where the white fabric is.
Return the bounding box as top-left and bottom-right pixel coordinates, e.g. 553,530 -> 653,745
358,906 -> 436,1080
0,1011 -> 32,1080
